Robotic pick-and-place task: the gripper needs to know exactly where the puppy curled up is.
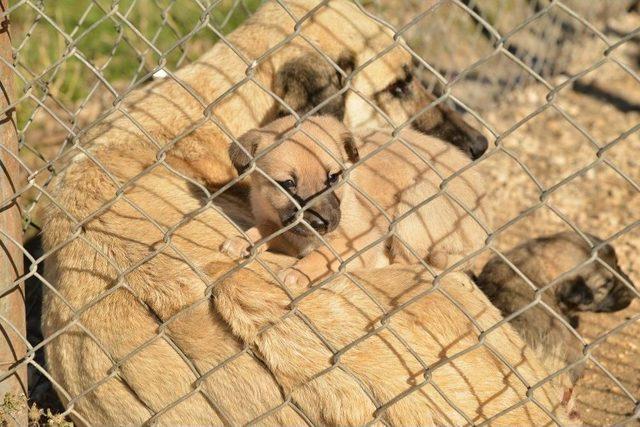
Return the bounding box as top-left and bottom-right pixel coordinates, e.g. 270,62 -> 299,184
475,232 -> 636,398
222,115 -> 489,286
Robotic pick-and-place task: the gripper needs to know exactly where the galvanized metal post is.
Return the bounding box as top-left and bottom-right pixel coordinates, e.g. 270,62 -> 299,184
0,0 -> 27,423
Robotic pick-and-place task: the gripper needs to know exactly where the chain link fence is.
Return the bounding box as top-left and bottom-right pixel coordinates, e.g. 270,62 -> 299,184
1,0 -> 639,425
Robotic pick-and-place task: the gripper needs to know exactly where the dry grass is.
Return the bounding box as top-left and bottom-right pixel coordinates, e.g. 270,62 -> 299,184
0,393 -> 69,427
0,393 -> 26,426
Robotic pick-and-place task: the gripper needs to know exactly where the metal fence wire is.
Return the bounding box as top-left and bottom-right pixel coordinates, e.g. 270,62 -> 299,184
1,0 -> 639,425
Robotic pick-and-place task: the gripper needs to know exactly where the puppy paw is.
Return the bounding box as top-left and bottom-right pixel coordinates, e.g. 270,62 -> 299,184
277,268 -> 311,287
221,236 -> 252,259
426,250 -> 449,270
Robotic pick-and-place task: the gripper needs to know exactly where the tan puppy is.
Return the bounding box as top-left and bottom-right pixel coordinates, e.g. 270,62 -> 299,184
41,1 -> 571,424
221,115 -> 488,285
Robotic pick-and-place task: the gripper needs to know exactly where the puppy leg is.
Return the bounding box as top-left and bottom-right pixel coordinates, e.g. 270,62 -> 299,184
390,240 -> 468,276
278,232 -> 387,287
221,226 -> 271,259
277,240 -> 344,287
390,181 -> 484,272
426,249 -> 470,271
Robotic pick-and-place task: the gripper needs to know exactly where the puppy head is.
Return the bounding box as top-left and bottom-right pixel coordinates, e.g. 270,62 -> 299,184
272,27 -> 488,159
273,53 -> 355,121
343,38 -> 488,159
371,66 -> 488,160
550,233 -> 635,314
230,115 -> 358,237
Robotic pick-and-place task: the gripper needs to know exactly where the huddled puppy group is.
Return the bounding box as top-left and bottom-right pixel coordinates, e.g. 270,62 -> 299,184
224,113 -> 636,411
41,0 -> 636,424
222,4 -> 637,418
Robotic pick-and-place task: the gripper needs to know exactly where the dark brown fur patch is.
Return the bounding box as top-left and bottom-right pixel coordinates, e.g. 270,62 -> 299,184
273,52 -> 355,120
229,130 -> 261,174
341,131 -> 359,163
475,231 -> 636,384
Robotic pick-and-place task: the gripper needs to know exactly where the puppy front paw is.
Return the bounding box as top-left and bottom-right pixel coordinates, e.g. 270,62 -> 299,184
277,268 -> 311,287
221,236 -> 252,259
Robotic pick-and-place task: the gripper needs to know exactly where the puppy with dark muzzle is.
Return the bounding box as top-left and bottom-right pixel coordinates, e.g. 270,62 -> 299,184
475,232 -> 636,395
221,115 -> 489,286
273,55 -> 489,160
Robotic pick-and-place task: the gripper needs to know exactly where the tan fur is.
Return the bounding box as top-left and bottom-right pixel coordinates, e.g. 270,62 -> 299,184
42,1 -> 571,424
222,116 -> 489,286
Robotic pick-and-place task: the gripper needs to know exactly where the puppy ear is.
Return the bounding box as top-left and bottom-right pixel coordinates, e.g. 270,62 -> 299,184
586,233 -> 618,262
341,131 -> 359,164
273,51 -> 355,120
229,130 -> 261,174
597,242 -> 617,260
336,52 -> 355,87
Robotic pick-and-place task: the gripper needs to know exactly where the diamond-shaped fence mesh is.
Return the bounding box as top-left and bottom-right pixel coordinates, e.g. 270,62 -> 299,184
1,0 -> 639,425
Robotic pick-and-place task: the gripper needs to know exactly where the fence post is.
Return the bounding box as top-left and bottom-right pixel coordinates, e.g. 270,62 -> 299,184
0,0 -> 27,423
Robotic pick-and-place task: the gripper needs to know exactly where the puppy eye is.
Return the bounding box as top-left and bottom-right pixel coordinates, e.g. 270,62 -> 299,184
327,172 -> 340,185
277,179 -> 296,191
389,80 -> 409,99
388,73 -> 413,99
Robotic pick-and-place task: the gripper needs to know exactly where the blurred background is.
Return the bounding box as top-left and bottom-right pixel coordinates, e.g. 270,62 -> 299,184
5,0 -> 640,425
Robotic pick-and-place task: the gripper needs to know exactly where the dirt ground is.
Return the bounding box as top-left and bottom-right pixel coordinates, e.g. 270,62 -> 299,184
469,19 -> 640,425
478,86 -> 640,425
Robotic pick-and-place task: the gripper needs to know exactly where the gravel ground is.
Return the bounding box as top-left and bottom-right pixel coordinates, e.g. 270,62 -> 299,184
470,26 -> 640,425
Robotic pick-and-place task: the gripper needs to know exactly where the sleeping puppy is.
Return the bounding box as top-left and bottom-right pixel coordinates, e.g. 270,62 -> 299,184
221,115 -> 489,285
475,232 -> 636,389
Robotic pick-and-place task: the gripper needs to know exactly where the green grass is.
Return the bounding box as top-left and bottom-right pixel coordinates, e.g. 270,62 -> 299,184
9,0 -> 263,237
10,0 -> 262,108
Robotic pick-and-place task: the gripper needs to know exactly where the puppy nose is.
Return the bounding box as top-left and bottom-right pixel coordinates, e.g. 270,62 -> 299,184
607,282 -> 634,311
470,134 -> 488,160
307,217 -> 328,234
